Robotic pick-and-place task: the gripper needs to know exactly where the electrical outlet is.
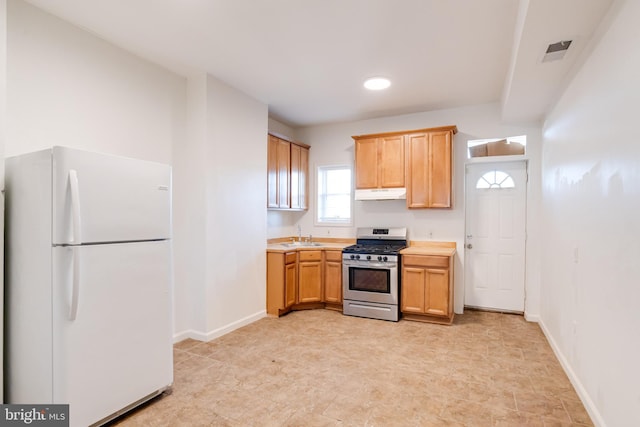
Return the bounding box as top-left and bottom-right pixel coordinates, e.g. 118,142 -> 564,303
428,230 -> 433,240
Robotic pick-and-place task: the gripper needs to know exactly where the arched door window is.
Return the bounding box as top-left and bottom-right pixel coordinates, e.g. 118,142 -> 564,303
475,170 -> 515,189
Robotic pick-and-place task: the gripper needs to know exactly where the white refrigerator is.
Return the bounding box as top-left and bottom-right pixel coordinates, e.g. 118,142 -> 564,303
4,146 -> 173,426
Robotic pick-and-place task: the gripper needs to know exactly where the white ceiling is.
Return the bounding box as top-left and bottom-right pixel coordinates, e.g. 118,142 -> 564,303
23,0 -> 614,127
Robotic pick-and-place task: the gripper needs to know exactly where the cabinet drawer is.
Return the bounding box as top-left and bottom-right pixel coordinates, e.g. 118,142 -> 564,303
402,255 -> 449,268
299,250 -> 322,262
285,252 -> 297,264
324,250 -> 342,262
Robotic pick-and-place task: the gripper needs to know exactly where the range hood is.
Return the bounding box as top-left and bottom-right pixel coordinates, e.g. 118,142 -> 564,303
354,188 -> 407,201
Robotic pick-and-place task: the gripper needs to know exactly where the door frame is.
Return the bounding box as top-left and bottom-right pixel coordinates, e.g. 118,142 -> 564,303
463,157 -> 529,314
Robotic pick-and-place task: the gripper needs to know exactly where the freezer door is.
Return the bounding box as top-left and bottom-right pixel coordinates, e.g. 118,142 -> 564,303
52,241 -> 173,427
52,146 -> 171,245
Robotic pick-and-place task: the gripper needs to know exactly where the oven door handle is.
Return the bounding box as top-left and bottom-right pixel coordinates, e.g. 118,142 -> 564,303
344,262 -> 395,269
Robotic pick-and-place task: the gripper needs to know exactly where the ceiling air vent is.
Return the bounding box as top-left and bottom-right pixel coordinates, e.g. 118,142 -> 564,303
542,40 -> 572,62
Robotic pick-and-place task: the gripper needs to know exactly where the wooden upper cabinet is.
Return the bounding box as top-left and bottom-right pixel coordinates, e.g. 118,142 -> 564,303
379,135 -> 405,188
427,131 -> 452,208
267,134 -> 309,211
277,138 -> 291,208
406,133 -> 429,208
354,126 -> 455,205
406,127 -> 455,209
354,138 -> 379,188
267,136 -> 279,208
290,143 -> 309,210
355,136 -> 405,189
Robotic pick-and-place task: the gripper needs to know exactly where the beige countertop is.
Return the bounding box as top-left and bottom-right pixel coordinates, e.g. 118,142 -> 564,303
400,246 -> 457,256
267,237 -> 456,255
266,238 -> 353,253
401,241 -> 457,256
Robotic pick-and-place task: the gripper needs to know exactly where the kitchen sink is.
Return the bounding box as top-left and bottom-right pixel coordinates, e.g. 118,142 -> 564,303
280,241 -> 323,247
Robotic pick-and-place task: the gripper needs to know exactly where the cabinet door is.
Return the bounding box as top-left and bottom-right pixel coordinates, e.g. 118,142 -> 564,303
267,136 -> 279,208
298,261 -> 323,303
290,144 -> 302,209
406,131 -> 452,208
324,260 -> 342,303
428,131 -> 452,208
425,268 -> 449,316
290,144 -> 308,210
355,138 -> 379,189
276,138 -> 291,208
379,135 -> 405,188
406,133 -> 429,208
299,146 -> 309,210
285,262 -> 297,308
401,267 -> 426,313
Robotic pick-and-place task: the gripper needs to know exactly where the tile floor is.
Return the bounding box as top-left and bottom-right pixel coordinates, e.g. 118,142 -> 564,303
111,309 -> 593,426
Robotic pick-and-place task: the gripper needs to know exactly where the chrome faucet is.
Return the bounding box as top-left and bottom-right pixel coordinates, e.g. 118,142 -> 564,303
297,225 -> 302,242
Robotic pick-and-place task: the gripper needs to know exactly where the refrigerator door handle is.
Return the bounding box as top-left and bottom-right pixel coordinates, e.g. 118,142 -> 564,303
69,169 -> 82,244
70,248 -> 80,321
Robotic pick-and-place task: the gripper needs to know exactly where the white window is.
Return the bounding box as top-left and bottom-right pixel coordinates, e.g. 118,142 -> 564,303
476,170 -> 515,189
467,135 -> 527,159
316,165 -> 352,226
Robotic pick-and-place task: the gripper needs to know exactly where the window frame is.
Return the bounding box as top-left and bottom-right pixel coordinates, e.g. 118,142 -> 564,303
315,164 -> 353,227
476,170 -> 516,189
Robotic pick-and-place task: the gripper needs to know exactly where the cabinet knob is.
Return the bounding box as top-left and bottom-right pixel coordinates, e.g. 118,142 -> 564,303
466,243 -> 473,249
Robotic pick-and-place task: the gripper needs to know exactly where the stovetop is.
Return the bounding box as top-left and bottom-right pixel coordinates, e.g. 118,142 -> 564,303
342,243 -> 407,255
343,227 -> 408,255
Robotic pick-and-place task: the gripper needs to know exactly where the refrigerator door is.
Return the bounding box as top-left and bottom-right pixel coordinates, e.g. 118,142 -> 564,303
52,146 -> 171,245
52,241 -> 173,427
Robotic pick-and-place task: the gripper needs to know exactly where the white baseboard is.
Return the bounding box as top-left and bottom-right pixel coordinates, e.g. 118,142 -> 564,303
538,319 -> 606,427
173,310 -> 266,343
524,312 -> 539,322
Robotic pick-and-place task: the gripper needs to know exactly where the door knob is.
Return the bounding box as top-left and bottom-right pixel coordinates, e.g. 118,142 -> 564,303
466,243 -> 473,249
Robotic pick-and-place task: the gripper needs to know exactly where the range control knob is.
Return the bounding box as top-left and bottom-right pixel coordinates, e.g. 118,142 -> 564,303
377,256 -> 383,261
355,254 -> 360,260
350,254 -> 356,260
366,255 -> 371,260
383,256 -> 388,262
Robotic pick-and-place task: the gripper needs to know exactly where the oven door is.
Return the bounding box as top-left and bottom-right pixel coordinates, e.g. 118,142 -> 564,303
342,260 -> 398,305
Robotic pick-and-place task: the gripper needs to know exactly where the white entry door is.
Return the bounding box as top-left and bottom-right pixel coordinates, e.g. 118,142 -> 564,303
464,161 -> 527,312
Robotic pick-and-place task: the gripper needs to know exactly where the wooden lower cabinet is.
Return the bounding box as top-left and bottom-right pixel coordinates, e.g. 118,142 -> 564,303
267,248 -> 343,316
401,254 -> 454,324
267,251 -> 297,316
284,261 -> 297,308
323,250 -> 343,305
298,251 -> 323,303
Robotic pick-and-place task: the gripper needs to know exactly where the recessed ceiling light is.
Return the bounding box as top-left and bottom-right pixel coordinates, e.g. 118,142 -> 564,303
364,77 -> 391,91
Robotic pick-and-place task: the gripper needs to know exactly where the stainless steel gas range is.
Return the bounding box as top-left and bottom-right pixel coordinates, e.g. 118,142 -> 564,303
342,227 -> 407,322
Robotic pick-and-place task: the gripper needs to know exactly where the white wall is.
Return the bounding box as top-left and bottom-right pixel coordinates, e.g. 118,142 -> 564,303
172,75 -> 208,335
1,0 -> 6,404
283,103 -> 543,315
173,73 -> 268,341
268,117 -> 296,141
540,1 -> 640,425
203,74 -> 268,337
6,0 -> 185,164
8,0 -> 270,343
